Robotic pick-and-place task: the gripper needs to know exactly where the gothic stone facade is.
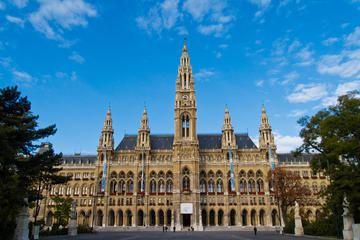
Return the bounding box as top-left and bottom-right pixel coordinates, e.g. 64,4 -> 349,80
34,41 -> 328,230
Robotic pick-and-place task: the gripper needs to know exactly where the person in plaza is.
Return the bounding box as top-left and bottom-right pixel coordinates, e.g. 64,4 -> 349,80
254,226 -> 257,236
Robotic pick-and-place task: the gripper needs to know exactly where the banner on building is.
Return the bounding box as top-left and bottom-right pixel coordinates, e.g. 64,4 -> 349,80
180,203 -> 193,214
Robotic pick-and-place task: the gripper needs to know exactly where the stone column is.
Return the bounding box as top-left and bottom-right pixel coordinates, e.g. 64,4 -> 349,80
13,198 -> 29,240
343,197 -> 354,240
294,201 -> 304,236
171,210 -> 175,229
175,210 -> 182,231
198,209 -> 203,231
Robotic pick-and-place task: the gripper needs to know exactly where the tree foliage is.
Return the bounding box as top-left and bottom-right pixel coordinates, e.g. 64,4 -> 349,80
267,167 -> 311,224
49,195 -> 73,228
296,91 -> 360,221
0,86 -> 67,239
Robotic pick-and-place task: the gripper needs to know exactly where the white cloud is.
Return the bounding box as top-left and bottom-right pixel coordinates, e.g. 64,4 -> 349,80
219,44 -> 228,49
69,51 -> 84,63
176,26 -> 188,35
9,0 -> 28,8
160,0 -> 181,29
335,80 -> 360,96
274,132 -> 302,153
295,45 -> 314,66
6,15 -> 24,27
249,0 -> 271,8
288,40 -> 301,53
344,26 -> 360,47
318,49 -> 360,78
197,23 -> 225,37
255,80 -> 264,87
183,0 -> 234,37
194,69 -> 215,82
215,52 -> 222,58
281,71 -> 298,85
136,0 -> 180,35
29,0 -> 97,41
322,37 -> 339,46
12,70 -> 36,86
55,71 -> 77,81
287,109 -> 307,117
287,83 -> 328,103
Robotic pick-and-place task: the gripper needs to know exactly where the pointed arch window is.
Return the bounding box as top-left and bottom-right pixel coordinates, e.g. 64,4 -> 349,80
182,115 -> 190,138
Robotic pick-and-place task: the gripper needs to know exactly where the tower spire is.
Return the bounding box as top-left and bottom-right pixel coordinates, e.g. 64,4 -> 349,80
259,105 -> 277,161
222,105 -> 236,149
137,107 -> 150,149
174,39 -> 198,144
98,107 -> 114,150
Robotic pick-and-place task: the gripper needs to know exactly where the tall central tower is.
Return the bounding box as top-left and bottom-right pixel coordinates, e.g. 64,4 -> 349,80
174,38 -> 198,144
173,39 -> 201,231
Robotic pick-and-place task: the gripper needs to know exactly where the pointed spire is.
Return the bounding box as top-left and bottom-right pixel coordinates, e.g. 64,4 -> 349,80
223,105 -> 232,129
140,106 -> 149,130
261,104 -> 266,114
182,37 -> 188,53
137,107 -> 150,149
222,105 -> 236,148
99,107 -> 114,150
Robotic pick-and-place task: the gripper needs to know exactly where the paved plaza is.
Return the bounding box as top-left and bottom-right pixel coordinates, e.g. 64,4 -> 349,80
50,231 -> 332,240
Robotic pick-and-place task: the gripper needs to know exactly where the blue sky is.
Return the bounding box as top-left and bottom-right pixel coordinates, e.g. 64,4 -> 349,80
1,0 -> 360,154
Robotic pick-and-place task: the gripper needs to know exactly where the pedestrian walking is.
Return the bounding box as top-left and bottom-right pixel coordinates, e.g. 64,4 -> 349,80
254,226 -> 257,236
173,226 -> 176,232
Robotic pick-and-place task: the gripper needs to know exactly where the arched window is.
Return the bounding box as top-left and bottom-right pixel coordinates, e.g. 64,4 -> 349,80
208,180 -> 214,193
216,180 -> 222,193
257,179 -> 264,193
150,180 -> 156,193
166,180 -> 173,193
127,180 -> 133,193
182,115 -> 190,138
200,180 -> 206,193
240,179 -> 247,193
248,179 -> 255,193
159,180 -> 165,193
183,176 -> 190,191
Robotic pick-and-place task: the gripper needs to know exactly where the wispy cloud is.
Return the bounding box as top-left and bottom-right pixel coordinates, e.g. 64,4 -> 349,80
12,70 -> 37,86
29,0 -> 97,41
287,109 -> 307,117
322,37 -> 339,46
281,71 -> 298,85
194,68 -> 215,82
344,26 -> 360,47
6,15 -> 24,27
255,80 -> 264,87
287,83 -> 328,103
176,26 -> 188,35
136,0 -> 181,36
69,51 -> 84,64
9,0 -> 28,8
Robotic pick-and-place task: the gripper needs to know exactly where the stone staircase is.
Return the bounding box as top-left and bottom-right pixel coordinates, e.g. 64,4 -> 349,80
203,226 -> 276,231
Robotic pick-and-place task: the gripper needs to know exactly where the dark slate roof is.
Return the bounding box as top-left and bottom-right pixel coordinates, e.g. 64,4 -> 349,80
116,134 -> 257,151
277,153 -> 314,163
62,155 -> 96,164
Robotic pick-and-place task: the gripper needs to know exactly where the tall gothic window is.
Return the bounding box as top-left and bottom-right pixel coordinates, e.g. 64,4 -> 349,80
182,115 -> 190,138
183,176 -> 190,191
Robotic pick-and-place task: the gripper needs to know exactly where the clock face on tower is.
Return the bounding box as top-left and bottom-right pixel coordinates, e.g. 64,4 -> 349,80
182,95 -> 188,102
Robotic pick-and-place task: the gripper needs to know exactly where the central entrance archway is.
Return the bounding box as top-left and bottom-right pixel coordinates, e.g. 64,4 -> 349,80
183,214 -> 191,227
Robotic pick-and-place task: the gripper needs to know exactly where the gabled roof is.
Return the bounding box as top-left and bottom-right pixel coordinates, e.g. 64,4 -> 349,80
115,134 -> 257,151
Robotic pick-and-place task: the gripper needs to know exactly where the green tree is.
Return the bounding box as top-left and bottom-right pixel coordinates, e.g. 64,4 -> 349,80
296,90 -> 360,222
0,86 -> 67,239
49,195 -> 73,228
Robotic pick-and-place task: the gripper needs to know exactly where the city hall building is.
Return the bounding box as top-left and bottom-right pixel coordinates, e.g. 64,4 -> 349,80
34,40 -> 327,230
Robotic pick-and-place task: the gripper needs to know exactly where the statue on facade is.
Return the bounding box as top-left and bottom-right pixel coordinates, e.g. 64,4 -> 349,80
294,201 -> 304,236
68,201 -> 77,236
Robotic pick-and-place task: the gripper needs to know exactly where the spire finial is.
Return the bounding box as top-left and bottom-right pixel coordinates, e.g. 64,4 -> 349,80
182,37 -> 188,53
